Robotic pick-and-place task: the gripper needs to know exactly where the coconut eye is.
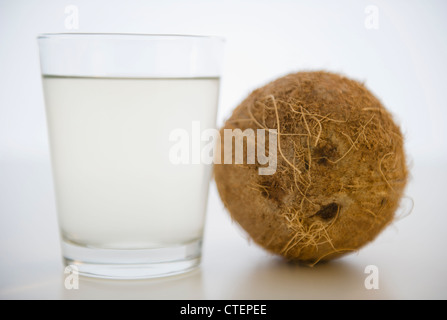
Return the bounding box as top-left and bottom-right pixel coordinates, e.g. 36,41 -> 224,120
315,203 -> 339,220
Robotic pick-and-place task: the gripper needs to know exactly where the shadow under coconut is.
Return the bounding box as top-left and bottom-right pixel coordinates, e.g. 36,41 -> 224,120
229,257 -> 395,299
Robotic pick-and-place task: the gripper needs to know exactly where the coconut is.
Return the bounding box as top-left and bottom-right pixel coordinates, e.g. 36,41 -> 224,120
214,71 -> 408,264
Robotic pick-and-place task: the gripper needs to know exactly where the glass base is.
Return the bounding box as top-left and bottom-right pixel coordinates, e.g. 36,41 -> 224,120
62,239 -> 202,280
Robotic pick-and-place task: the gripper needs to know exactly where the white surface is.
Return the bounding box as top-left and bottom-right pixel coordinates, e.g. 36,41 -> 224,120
0,158 -> 446,299
1,0 -> 447,300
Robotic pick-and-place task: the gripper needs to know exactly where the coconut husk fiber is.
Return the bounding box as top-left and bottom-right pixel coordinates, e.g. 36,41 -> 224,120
214,71 -> 408,265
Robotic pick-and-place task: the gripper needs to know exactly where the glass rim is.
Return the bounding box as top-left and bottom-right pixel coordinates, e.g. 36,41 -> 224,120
37,33 -> 225,42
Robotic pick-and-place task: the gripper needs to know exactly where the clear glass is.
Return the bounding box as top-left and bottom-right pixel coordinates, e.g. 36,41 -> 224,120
37,33 -> 224,279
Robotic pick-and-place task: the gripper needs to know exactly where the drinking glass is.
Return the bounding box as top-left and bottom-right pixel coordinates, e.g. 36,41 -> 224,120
37,33 -> 224,279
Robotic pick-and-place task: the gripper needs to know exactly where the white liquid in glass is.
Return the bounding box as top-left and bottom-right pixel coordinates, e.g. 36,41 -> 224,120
43,76 -> 219,249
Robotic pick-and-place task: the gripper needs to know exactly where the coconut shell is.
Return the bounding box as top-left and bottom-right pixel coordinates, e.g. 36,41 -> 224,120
214,71 -> 408,264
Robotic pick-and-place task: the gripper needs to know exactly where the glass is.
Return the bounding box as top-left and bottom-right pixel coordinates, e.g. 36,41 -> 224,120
37,33 -> 224,279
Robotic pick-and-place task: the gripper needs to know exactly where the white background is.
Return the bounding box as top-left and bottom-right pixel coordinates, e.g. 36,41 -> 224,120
1,0 -> 447,299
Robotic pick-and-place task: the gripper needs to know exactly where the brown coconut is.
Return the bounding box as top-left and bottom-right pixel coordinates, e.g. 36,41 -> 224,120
214,71 -> 408,264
